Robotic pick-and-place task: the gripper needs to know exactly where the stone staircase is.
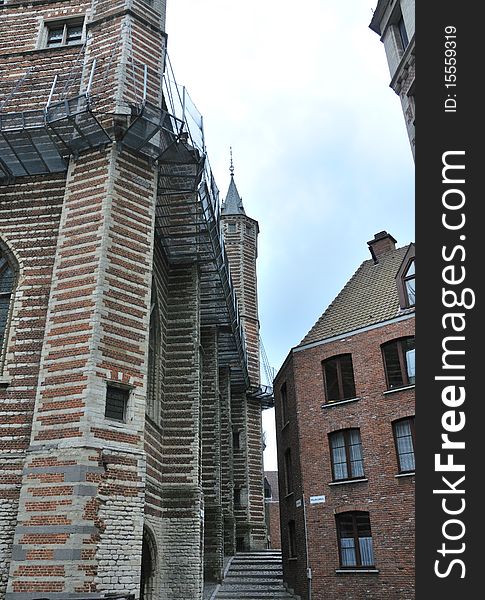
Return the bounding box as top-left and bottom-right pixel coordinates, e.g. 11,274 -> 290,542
213,550 -> 297,599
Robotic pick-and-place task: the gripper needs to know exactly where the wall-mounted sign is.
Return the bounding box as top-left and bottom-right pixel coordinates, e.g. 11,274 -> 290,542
296,499 -> 302,508
309,495 -> 326,505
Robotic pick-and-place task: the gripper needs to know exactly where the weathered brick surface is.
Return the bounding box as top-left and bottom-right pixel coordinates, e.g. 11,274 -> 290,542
275,317 -> 415,600
1,1 -> 267,598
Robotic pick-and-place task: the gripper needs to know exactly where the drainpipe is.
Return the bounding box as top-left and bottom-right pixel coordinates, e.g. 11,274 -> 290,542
302,495 -> 312,600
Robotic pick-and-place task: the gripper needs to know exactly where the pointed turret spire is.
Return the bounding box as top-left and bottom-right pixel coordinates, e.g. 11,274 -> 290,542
230,146 -> 235,178
221,147 -> 245,215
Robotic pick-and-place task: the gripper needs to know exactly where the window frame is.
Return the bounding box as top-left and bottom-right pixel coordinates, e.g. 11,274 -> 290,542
146,283 -> 162,423
328,428 -> 365,482
264,477 -> 272,500
402,259 -> 415,307
105,383 -> 130,423
322,354 -> 356,404
283,448 -> 293,496
396,244 -> 415,309
393,416 -> 416,474
336,511 -> 375,569
280,382 -> 289,426
288,519 -> 297,558
381,336 -> 415,390
41,17 -> 85,49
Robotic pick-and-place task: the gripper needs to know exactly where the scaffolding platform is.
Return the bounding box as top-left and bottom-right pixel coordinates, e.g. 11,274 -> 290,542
0,93 -> 110,181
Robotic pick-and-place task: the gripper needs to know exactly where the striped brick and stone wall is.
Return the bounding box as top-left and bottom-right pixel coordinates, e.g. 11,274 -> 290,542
221,209 -> 266,552
1,0 -> 268,598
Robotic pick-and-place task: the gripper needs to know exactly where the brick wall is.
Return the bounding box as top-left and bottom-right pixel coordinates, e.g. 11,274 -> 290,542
0,174 -> 66,600
275,316 -> 415,600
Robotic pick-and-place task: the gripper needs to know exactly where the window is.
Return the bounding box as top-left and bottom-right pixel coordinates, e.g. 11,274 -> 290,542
227,223 -> 236,233
284,449 -> 293,495
396,245 -> 415,309
264,477 -> 272,499
329,429 -> 365,481
382,337 -> 415,389
147,284 -> 162,422
0,251 -> 15,363
336,512 -> 375,568
393,417 -> 415,473
44,19 -> 84,48
280,382 -> 289,425
397,15 -> 409,49
288,520 -> 297,558
322,354 -> 356,403
234,486 -> 246,508
233,429 -> 241,451
403,260 -> 415,306
105,385 -> 129,422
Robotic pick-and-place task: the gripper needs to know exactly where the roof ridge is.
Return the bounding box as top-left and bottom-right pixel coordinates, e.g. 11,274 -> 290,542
298,244 -> 412,347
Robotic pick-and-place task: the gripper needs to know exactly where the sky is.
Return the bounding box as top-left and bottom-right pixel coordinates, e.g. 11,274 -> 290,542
165,0 -> 415,470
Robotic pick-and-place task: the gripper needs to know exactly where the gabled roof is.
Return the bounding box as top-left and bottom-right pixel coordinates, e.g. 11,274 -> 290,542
299,243 -> 414,347
221,175 -> 245,215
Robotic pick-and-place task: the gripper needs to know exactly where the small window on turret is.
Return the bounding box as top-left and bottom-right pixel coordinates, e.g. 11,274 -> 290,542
42,18 -> 85,48
227,223 -> 236,233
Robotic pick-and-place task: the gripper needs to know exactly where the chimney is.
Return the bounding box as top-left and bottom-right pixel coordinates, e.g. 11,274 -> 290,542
367,231 -> 397,263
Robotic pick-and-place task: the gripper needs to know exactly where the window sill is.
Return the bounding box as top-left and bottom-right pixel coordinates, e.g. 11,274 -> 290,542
288,557 -> 298,562
395,472 -> 415,479
322,397 -> 361,409
335,569 -> 379,574
329,478 -> 368,486
383,384 -> 415,395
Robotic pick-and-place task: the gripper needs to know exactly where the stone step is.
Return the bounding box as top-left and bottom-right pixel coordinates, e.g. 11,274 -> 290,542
213,551 -> 296,600
216,593 -> 294,599
223,579 -> 284,585
227,569 -> 283,576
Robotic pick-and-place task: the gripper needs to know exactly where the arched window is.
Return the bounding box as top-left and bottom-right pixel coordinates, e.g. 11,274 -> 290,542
0,250 -> 15,365
146,283 -> 162,423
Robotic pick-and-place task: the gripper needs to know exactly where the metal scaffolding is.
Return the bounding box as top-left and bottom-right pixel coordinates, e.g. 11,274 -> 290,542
0,53 -> 254,393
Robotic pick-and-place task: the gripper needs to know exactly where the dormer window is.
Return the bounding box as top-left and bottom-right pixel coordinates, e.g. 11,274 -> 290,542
396,244 -> 415,309
403,260 -> 415,306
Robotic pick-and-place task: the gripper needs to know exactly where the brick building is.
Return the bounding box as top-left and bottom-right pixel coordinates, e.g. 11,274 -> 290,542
370,0 -> 415,159
263,471 -> 281,550
0,1 -> 269,599
274,232 -> 415,599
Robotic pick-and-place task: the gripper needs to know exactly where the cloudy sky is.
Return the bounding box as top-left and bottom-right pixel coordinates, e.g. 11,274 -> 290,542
165,0 -> 415,470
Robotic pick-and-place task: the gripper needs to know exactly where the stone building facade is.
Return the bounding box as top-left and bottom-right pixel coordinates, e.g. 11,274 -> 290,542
274,232 -> 415,599
370,0 -> 415,159
0,1 -> 267,599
